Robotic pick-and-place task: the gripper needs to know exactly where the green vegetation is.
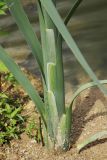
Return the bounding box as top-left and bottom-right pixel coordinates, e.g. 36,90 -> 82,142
0,70 -> 42,145
4,72 -> 18,84
0,78 -> 24,144
0,61 -> 8,72
25,118 -> 42,143
0,1 -> 10,36
0,0 -> 107,152
0,0 -> 7,15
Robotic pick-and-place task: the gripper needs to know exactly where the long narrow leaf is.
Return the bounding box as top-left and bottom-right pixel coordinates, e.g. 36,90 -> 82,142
77,131 -> 107,152
37,1 -> 49,130
0,45 -> 46,125
64,0 -> 83,25
69,80 -> 107,108
37,0 -> 48,79
40,0 -> 107,95
56,31 -> 65,117
5,0 -> 44,76
58,0 -> 83,106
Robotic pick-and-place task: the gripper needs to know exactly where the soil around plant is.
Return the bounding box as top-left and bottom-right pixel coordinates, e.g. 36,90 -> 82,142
0,71 -> 107,160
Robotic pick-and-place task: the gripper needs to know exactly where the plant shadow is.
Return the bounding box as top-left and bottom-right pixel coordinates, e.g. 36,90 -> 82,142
70,88 -> 107,148
79,138 -> 107,153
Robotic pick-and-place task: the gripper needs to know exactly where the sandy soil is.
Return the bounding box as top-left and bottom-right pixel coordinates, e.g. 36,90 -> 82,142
1,73 -> 107,160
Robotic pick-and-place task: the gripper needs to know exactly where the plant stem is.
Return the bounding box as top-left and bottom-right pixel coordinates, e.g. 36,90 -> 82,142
39,116 -> 44,146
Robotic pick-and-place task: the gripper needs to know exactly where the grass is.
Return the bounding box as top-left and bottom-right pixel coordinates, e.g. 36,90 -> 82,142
0,72 -> 25,144
0,70 -> 44,145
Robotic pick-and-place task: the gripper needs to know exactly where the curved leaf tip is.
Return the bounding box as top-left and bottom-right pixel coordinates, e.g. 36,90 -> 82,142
77,130 -> 107,152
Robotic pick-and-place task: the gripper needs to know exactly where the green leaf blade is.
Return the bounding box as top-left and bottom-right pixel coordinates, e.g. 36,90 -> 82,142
5,0 -> 44,76
0,45 -> 46,125
77,131 -> 107,152
40,0 -> 107,95
69,80 -> 107,108
64,0 -> 83,25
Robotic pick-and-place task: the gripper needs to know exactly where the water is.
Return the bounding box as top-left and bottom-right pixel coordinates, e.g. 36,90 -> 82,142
0,0 -> 107,95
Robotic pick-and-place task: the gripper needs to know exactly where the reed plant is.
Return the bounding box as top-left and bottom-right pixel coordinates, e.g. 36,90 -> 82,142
0,0 -> 107,151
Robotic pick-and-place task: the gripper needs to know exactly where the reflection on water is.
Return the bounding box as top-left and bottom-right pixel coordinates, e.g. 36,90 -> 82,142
0,0 -> 107,94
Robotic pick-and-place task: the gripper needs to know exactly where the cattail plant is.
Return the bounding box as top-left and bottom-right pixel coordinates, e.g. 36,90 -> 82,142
0,0 -> 107,151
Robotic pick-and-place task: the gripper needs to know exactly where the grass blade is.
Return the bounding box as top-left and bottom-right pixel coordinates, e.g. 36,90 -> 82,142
5,0 -> 44,76
64,0 -> 83,25
69,80 -> 107,108
56,33 -> 65,116
0,45 -> 46,125
77,131 -> 107,152
40,0 -> 107,95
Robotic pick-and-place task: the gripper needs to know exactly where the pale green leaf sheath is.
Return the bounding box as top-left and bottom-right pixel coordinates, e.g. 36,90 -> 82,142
46,29 -> 65,117
38,1 -> 65,118
40,0 -> 107,95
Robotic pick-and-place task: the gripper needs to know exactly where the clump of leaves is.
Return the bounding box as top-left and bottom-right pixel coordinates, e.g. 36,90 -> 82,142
25,118 -> 42,143
0,71 -> 28,144
0,1 -> 7,15
0,92 -> 24,144
0,62 -> 42,144
4,72 -> 18,84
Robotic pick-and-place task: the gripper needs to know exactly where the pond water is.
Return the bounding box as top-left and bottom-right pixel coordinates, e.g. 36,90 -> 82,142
0,0 -> 107,96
